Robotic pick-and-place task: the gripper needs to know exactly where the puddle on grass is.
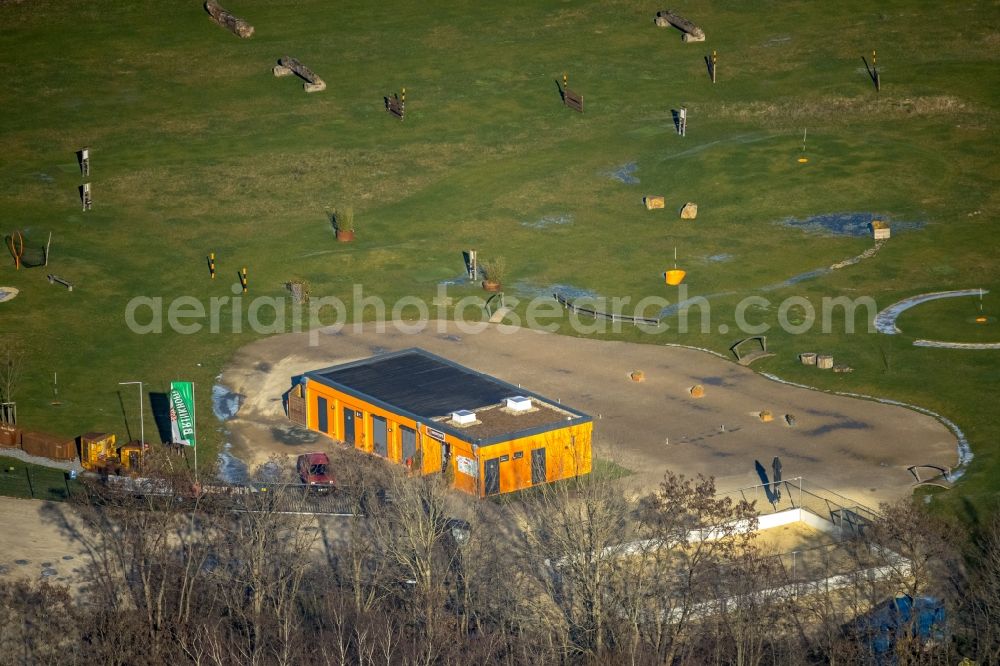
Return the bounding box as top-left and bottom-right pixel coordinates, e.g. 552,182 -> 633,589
439,274 -> 472,286
777,212 -> 924,237
514,281 -> 601,302
251,460 -> 285,484
605,162 -> 639,184
522,214 -> 573,229
764,35 -> 792,47
706,253 -> 733,263
760,267 -> 831,292
659,292 -> 735,318
270,424 -> 320,446
212,383 -> 243,421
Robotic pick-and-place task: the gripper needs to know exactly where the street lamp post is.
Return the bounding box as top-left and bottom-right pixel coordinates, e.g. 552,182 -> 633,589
118,381 -> 144,445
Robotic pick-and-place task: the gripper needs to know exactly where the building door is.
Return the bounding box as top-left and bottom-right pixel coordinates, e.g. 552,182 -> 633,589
317,397 -> 328,433
343,407 -> 355,445
401,426 -> 417,466
531,448 -> 546,485
441,442 -> 451,473
484,458 -> 500,496
372,415 -> 388,457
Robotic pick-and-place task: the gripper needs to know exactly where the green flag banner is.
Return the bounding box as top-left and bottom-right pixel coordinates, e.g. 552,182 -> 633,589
169,381 -> 197,447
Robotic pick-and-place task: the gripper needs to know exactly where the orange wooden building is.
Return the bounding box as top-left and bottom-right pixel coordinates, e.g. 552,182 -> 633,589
289,348 -> 592,496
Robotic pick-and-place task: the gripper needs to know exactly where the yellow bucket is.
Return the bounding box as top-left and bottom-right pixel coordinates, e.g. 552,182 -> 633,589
665,269 -> 686,285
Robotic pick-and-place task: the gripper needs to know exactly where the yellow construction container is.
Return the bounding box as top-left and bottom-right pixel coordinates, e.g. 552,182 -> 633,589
80,432 -> 117,471
118,442 -> 144,471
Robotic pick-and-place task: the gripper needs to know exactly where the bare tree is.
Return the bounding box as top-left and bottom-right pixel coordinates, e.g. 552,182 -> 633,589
8,447 -> 995,665
214,463 -> 321,666
67,449 -> 212,663
368,470 -> 462,664
0,579 -> 80,665
516,468 -> 634,661
628,472 -> 761,665
959,509 -> 1000,663
0,340 -> 24,423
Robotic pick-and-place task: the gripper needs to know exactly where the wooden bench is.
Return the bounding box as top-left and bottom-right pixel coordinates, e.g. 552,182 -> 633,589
563,88 -> 584,113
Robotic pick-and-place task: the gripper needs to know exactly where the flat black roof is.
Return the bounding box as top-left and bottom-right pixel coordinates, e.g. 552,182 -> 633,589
302,348 -> 590,445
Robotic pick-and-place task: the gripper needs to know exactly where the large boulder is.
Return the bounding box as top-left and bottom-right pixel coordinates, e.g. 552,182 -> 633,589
680,202 -> 698,219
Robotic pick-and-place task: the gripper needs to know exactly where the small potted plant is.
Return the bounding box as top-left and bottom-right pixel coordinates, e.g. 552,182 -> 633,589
333,206 -> 355,242
481,256 -> 506,292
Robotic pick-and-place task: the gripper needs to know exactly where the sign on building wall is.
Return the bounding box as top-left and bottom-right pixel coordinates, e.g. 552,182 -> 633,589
425,426 -> 446,442
456,455 -> 478,478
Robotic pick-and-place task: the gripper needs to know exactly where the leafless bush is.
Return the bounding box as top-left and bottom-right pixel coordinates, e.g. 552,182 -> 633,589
0,460 -> 994,664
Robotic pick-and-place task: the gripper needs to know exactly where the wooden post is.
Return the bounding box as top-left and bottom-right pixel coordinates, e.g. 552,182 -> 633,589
872,50 -> 880,92
209,252 -> 216,279
9,231 -> 23,270
401,87 -> 406,120
44,232 -> 52,267
241,266 -> 248,293
711,50 -> 717,83
563,73 -> 568,93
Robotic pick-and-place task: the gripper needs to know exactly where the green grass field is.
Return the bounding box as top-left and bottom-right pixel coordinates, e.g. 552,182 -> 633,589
1,1 -> 997,517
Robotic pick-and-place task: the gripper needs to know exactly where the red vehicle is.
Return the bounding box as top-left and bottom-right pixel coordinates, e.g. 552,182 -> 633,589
297,452 -> 335,491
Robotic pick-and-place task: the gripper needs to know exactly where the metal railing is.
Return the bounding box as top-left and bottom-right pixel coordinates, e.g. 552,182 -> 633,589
717,476 -> 879,529
553,292 -> 661,327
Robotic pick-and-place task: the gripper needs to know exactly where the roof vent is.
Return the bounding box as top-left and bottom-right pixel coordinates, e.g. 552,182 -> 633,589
451,410 -> 477,425
505,396 -> 532,412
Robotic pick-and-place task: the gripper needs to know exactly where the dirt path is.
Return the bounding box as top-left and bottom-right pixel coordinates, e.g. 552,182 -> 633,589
220,322 -> 958,507
0,496 -> 89,588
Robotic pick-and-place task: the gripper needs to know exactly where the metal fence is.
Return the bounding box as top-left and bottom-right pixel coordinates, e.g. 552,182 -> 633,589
83,476 -> 371,516
203,482 -> 366,515
0,457 -> 373,516
0,463 -> 78,501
